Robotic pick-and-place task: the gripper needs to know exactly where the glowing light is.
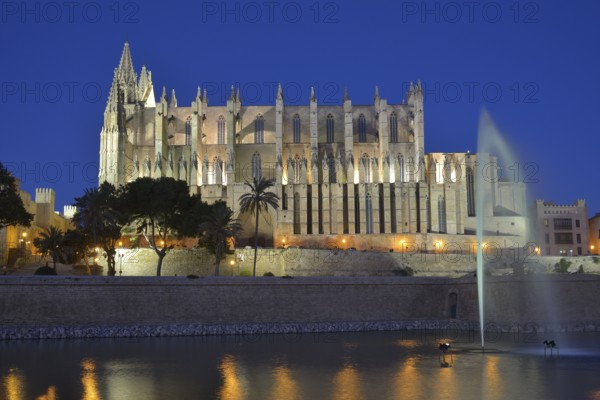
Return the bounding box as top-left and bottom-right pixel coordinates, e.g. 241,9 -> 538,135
3,368 -> 24,400
21,232 -> 27,238
81,359 -> 100,400
160,240 -> 165,246
229,260 -> 235,266
282,239 -> 286,244
118,241 -> 123,247
217,355 -> 247,400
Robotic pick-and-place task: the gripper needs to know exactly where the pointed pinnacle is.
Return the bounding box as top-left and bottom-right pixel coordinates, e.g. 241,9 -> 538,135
374,86 -> 380,101
343,87 -> 349,101
310,86 -> 316,102
161,86 -> 167,100
277,83 -> 283,100
229,85 -> 235,101
197,86 -> 202,100
235,86 -> 240,102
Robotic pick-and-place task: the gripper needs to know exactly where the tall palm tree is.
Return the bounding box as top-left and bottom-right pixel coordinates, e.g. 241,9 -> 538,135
198,201 -> 243,276
238,177 -> 279,276
73,183 -> 124,276
33,226 -> 64,270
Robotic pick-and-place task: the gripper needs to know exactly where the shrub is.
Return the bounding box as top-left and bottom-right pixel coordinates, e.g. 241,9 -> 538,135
392,267 -> 414,276
554,258 -> 571,273
593,257 -> 600,264
239,269 -> 252,277
186,274 -> 199,279
34,266 -> 57,275
263,272 -> 275,277
578,265 -> 584,273
281,275 -> 293,279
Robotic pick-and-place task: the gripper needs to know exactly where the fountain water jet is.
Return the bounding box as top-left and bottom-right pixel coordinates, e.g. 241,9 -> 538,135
476,110 -> 520,350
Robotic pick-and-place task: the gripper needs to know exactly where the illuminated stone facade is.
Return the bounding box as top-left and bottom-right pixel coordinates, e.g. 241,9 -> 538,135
99,42 -> 527,249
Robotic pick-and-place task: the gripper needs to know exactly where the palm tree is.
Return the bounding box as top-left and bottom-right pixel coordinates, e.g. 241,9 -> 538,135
238,177 -> 279,277
73,183 -> 125,276
33,226 -> 64,270
198,201 -> 243,276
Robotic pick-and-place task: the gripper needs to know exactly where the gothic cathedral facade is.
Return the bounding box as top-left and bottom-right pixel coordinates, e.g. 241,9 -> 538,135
99,42 -> 528,251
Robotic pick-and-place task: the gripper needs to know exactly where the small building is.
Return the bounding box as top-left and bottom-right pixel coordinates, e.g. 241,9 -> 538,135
530,200 -> 589,256
589,213 -> 600,255
0,183 -> 73,267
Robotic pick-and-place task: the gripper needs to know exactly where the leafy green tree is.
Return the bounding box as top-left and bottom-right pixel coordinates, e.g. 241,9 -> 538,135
0,162 -> 34,229
33,226 -> 64,270
61,229 -> 91,269
198,201 -> 242,276
238,177 -> 279,277
123,177 -> 195,276
73,183 -> 127,276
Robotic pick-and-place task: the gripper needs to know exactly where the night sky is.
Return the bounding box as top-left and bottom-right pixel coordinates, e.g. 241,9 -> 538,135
1,0 -> 598,216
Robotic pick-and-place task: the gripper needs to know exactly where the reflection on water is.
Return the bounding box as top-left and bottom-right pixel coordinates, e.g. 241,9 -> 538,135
1,332 -> 600,399
2,368 -> 24,400
271,364 -> 300,400
217,354 -> 247,400
35,386 -> 57,400
332,363 -> 362,400
81,359 -> 100,400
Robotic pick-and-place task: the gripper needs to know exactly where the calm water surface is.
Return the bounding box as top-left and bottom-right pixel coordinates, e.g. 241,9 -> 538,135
1,331 -> 600,399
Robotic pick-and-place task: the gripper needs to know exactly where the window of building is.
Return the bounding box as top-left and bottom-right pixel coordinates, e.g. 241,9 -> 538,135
185,117 -> 191,145
328,155 -> 336,183
544,219 -> 549,227
251,152 -> 261,179
362,154 -> 371,183
576,219 -> 580,228
366,193 -> 373,234
438,196 -> 446,233
466,167 -> 475,217
358,114 -> 366,142
217,115 -> 225,145
293,114 -> 301,144
554,232 -> 573,244
254,115 -> 264,144
326,114 -> 334,143
545,233 -> 550,244
577,233 -> 581,244
553,218 -> 572,230
390,112 -> 398,143
398,155 -> 405,183
578,247 -> 582,255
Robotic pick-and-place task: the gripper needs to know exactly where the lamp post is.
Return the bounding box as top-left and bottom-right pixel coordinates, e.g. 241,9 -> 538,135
118,241 -> 124,276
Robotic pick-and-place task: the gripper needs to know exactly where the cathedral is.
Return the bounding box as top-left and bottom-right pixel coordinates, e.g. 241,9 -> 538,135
99,42 -> 528,251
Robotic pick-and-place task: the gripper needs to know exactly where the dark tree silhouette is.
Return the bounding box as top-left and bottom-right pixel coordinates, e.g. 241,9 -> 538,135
198,201 -> 242,276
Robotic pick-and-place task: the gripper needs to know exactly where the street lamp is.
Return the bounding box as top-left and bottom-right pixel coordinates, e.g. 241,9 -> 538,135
118,241 -> 124,276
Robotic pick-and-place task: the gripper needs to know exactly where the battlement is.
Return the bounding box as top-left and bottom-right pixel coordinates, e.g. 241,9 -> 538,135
536,199 -> 586,208
35,188 -> 55,205
63,205 -> 77,219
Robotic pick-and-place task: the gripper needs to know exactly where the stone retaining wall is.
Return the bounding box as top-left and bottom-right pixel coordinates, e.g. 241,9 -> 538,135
1,275 -> 600,339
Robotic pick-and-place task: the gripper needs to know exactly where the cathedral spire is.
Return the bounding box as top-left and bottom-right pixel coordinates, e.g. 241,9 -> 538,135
235,86 -> 240,102
229,85 -> 235,101
374,86 -> 380,102
343,87 -> 349,101
117,41 -> 136,87
170,89 -> 177,108
161,86 -> 167,102
203,88 -> 208,105
310,86 -> 316,102
276,83 -> 283,101
196,86 -> 202,101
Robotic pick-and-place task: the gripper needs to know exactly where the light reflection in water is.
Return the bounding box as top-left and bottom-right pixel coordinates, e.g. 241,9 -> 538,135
392,356 -> 422,399
2,368 -> 24,400
81,358 -> 100,400
331,364 -> 362,400
35,385 -> 57,400
270,365 -> 300,400
217,354 -> 248,400
482,355 -> 502,400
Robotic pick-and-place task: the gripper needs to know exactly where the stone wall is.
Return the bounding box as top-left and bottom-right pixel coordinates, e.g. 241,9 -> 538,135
1,275 -> 600,339
100,247 -> 600,278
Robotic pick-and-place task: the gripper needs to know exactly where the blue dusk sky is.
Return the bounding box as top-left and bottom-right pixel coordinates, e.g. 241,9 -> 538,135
0,0 -> 599,216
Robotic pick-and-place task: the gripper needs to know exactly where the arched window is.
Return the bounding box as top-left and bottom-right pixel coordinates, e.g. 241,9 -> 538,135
328,155 -> 336,183
399,154 -> 405,183
294,155 -> 301,184
252,152 -> 262,179
467,167 -> 475,217
254,115 -> 264,144
366,193 -> 373,234
217,115 -> 225,145
438,196 -> 447,233
293,114 -> 301,144
185,117 -> 191,145
426,195 -> 431,232
293,192 -> 301,234
362,153 -> 371,183
326,114 -> 334,143
358,114 -> 367,142
390,112 -> 398,143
